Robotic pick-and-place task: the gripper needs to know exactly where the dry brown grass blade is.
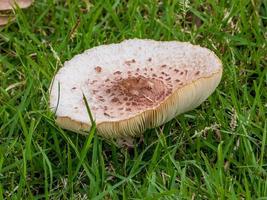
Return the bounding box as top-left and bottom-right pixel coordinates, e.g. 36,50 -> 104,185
0,0 -> 33,11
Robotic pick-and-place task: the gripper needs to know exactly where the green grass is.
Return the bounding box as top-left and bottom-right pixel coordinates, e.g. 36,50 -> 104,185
0,0 -> 266,199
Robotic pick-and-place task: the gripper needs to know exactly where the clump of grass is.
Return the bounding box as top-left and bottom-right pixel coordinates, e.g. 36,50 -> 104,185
0,0 -> 266,199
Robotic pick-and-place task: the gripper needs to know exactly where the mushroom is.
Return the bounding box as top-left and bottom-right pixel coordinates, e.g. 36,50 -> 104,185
0,15 -> 12,26
0,0 -> 33,26
0,0 -> 33,10
49,39 -> 223,138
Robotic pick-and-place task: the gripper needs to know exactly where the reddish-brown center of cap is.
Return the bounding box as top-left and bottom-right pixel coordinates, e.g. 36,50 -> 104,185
112,76 -> 168,105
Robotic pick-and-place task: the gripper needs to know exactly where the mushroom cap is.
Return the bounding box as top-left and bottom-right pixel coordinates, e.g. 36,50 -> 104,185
0,15 -> 14,26
50,39 -> 222,137
0,0 -> 33,11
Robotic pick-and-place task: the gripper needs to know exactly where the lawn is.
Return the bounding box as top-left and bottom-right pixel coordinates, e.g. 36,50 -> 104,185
0,0 -> 266,199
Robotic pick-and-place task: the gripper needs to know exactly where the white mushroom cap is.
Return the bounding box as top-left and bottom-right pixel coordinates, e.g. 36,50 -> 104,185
0,0 -> 33,11
49,39 -> 222,137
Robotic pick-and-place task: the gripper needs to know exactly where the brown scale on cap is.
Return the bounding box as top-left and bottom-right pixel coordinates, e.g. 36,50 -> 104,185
161,71 -> 169,76
95,66 -> 102,73
106,89 -> 111,93
165,77 -> 171,81
111,97 -> 120,103
107,75 -> 170,109
104,112 -> 111,117
161,64 -> 167,68
125,59 -> 136,66
132,102 -> 138,106
114,71 -> 122,75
